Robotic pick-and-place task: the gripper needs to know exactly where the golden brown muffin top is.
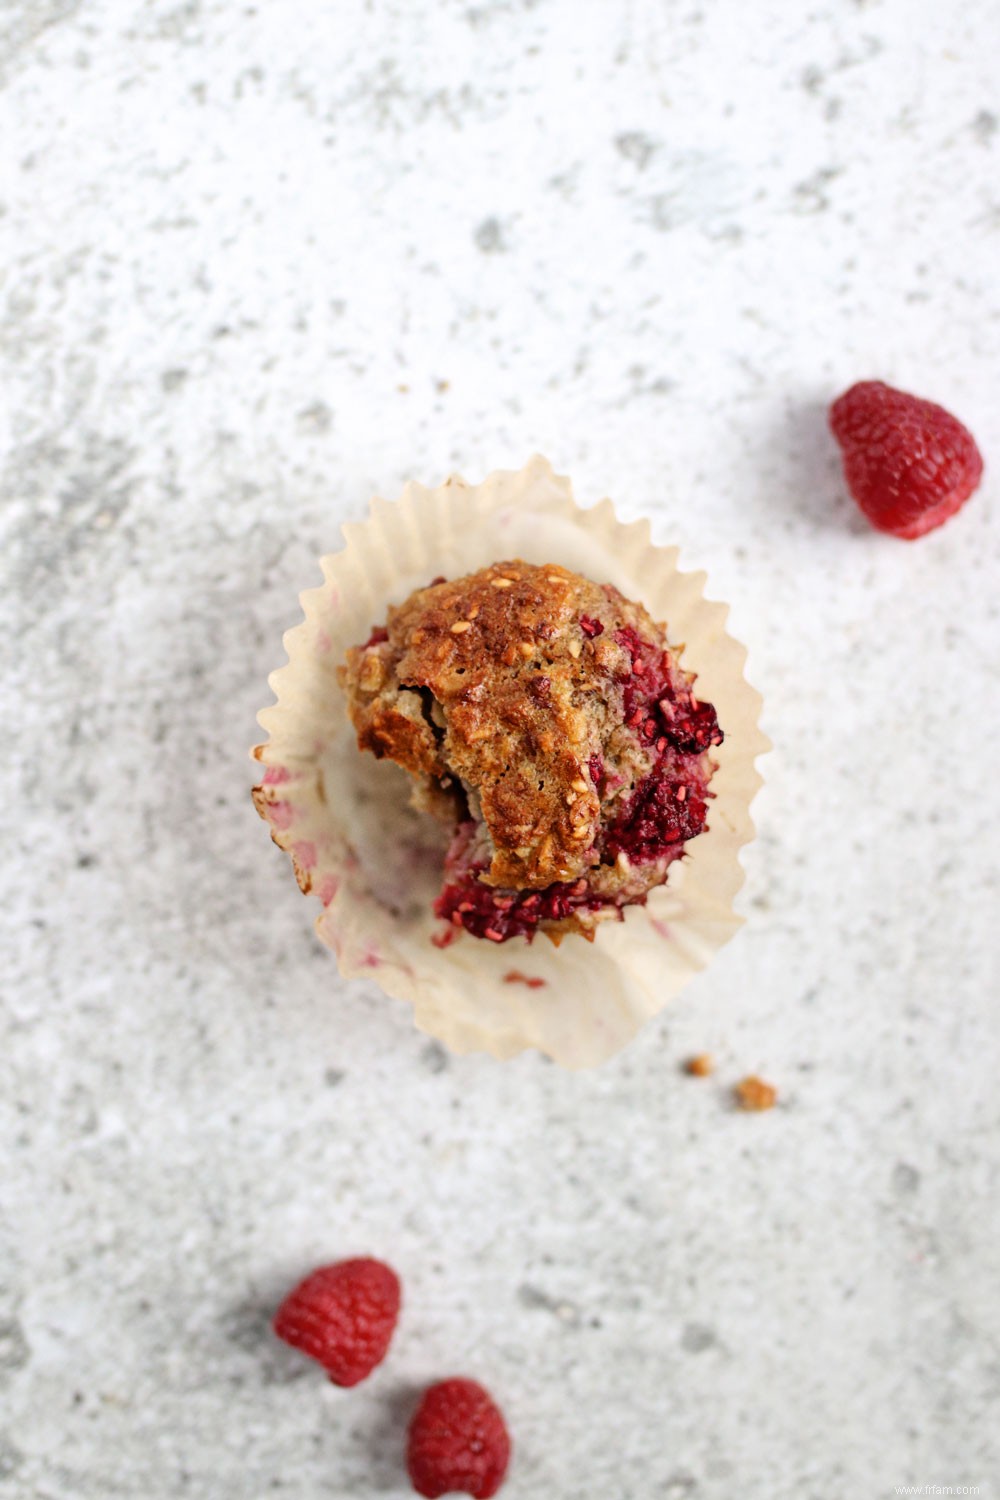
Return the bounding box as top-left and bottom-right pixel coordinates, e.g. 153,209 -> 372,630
339,560 -> 672,891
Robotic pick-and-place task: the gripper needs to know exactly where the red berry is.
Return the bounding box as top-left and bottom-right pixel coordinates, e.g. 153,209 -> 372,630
272,1258 -> 400,1387
829,380 -> 983,539
407,1378 -> 511,1499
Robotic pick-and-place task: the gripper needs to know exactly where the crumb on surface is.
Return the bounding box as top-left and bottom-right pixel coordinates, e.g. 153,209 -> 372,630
684,1053 -> 714,1077
503,969 -> 547,988
734,1075 -> 778,1111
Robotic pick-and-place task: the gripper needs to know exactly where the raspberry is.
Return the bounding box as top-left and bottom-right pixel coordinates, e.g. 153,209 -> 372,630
272,1258 -> 400,1387
829,380 -> 983,539
407,1378 -> 511,1499
604,771 -> 708,864
434,862 -> 605,942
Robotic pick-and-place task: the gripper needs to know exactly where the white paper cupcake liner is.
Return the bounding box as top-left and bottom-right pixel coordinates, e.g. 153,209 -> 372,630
252,456 -> 767,1068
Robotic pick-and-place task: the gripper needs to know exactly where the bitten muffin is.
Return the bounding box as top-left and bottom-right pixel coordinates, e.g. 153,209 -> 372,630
339,560 -> 723,943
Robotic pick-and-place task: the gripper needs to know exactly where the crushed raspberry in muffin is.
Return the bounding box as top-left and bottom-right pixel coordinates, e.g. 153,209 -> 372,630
339,561 -> 722,943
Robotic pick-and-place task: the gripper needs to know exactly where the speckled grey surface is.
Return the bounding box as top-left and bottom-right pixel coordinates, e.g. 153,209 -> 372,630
2,2 -> 1000,1497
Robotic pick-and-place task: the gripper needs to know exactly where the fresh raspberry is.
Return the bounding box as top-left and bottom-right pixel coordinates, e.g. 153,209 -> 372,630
829,380 -> 983,539
407,1378 -> 511,1499
272,1258 -> 400,1387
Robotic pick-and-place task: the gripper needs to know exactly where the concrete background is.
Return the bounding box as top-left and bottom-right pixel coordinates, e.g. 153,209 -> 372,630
2,1 -> 999,1496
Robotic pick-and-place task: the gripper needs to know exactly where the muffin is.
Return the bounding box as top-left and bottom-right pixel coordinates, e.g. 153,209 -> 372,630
339,560 -> 722,943
252,456 -> 766,1067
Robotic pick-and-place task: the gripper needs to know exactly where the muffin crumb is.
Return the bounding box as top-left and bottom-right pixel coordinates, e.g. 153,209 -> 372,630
734,1075 -> 777,1111
684,1053 -> 714,1077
